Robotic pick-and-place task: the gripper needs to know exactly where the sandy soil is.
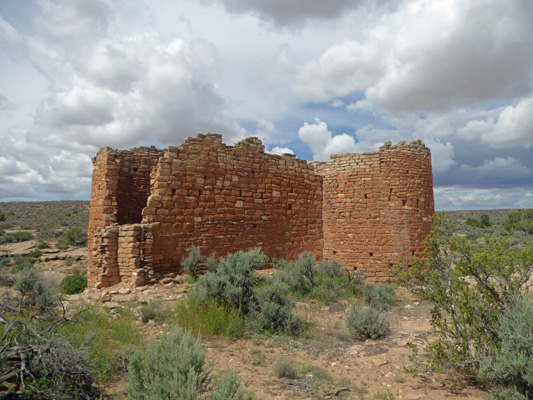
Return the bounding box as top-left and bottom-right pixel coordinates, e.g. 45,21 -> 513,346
0,239 -> 485,399
94,282 -> 485,400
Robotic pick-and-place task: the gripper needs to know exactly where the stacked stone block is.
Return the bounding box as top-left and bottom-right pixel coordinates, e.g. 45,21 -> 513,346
88,134 -> 434,288
314,140 -> 434,281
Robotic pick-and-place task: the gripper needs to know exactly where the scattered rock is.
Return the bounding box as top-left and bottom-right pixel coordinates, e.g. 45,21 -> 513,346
103,302 -> 122,309
119,288 -> 131,295
372,359 -> 389,367
67,294 -> 82,302
100,292 -> 112,303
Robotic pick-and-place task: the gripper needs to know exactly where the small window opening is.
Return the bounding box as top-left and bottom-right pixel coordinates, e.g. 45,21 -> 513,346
133,168 -> 138,172
199,190 -> 202,195
172,189 -> 176,196
390,188 -> 393,193
288,203 -> 292,209
369,252 -> 373,257
253,223 -> 257,229
239,190 -> 242,197
204,175 -> 207,180
364,193 -> 368,199
412,251 -> 415,256
402,200 -> 407,206
333,250 -> 337,255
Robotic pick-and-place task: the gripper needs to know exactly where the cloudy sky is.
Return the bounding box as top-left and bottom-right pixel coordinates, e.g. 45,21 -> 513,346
0,0 -> 532,210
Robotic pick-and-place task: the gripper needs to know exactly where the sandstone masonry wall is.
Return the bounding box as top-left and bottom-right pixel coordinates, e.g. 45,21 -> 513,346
313,140 -> 434,281
88,134 -> 434,288
87,147 -> 163,287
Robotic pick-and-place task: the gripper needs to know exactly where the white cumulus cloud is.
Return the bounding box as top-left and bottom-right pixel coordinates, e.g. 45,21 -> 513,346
298,117 -> 358,161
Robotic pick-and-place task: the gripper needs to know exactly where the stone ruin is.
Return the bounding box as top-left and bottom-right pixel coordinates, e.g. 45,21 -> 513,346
87,133 -> 434,288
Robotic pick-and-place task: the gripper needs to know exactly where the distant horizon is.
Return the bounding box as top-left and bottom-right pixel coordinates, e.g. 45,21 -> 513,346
0,198 -> 529,213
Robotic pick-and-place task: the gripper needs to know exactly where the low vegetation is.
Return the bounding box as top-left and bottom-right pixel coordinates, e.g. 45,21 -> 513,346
0,267 -> 96,399
60,272 -> 88,294
396,212 -> 533,398
127,327 -> 253,400
0,230 -> 34,245
345,303 -> 391,340
3,202 -> 532,399
182,245 -> 203,280
0,201 -> 89,240
58,226 -> 87,248
504,209 -> 533,235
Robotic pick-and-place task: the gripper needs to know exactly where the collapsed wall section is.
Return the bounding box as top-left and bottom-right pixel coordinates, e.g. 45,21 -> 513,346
314,140 -> 434,281
139,133 -> 323,279
87,147 -> 163,287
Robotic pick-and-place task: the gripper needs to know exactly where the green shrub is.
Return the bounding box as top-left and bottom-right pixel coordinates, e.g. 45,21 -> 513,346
55,306 -> 141,380
0,256 -> 9,268
396,212 -> 533,383
37,241 -> 50,249
28,249 -> 42,258
345,303 -> 390,340
182,245 -> 203,280
14,266 -> 58,314
60,227 -> 88,247
176,298 -> 245,338
254,280 -> 303,335
481,296 -> 533,398
140,300 -> 164,324
56,242 -> 69,250
60,273 -> 88,295
316,258 -> 346,277
0,210 -> 4,221
274,253 -> 363,302
362,283 -> 396,311
207,370 -> 254,400
273,357 -> 299,379
0,222 -> 12,230
64,256 -> 75,266
465,216 -> 479,228
0,233 -> 14,244
479,213 -> 491,228
299,363 -> 332,382
126,327 -> 211,400
13,255 -> 37,272
191,248 -> 267,315
0,230 -> 34,244
504,209 -> 533,235
11,231 -> 34,242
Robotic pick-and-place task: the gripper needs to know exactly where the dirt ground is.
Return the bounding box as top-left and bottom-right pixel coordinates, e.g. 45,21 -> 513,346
91,278 -> 485,400
1,239 -> 486,400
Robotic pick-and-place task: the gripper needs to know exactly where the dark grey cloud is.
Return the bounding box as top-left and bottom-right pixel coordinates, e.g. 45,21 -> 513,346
368,1 -> 533,112
291,1 -> 533,113
203,0 -> 393,27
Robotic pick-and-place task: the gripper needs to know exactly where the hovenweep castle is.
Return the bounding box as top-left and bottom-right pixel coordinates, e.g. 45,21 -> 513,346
87,133 -> 434,288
